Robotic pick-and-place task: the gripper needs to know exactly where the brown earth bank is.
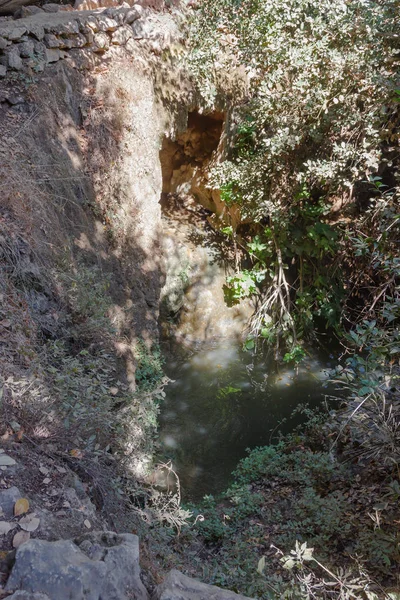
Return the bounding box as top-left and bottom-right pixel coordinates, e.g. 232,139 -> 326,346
0,4 -> 259,597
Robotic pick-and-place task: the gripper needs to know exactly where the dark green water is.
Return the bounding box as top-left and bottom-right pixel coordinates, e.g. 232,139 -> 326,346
157,342 -> 337,501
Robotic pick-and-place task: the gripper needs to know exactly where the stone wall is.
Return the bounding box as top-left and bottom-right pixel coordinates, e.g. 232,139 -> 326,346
0,2 -> 177,78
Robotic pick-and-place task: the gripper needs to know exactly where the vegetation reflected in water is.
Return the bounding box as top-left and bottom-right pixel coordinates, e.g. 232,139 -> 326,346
158,342 -> 337,500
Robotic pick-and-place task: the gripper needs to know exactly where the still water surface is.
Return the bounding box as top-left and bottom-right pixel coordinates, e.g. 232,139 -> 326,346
157,342 -> 336,501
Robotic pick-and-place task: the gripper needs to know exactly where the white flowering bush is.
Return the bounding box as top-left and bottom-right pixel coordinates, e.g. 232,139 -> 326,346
187,0 -> 399,352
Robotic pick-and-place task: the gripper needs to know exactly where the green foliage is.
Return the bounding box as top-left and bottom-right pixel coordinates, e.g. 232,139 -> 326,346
134,340 -> 165,391
187,0 -> 398,355
283,345 -> 306,365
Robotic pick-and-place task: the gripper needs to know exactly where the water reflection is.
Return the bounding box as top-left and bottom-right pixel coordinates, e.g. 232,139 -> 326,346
157,342 -> 336,501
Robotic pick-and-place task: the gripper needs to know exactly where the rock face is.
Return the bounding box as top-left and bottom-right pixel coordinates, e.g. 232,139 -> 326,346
5,534 -> 255,600
153,570 -> 253,600
5,532 -> 149,600
0,5 -> 181,75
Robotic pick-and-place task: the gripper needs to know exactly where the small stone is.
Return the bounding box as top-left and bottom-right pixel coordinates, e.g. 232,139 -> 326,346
45,48 -> 61,63
92,32 -> 109,52
50,21 -> 80,36
7,48 -> 23,70
104,8 -> 125,25
42,3 -> 60,13
111,26 -> 132,45
97,16 -> 118,32
18,40 -> 35,58
83,16 -> 98,33
44,33 -> 61,48
83,519 -> 91,529
0,65 -> 6,77
64,33 -> 87,48
0,487 -> 22,519
7,26 -> 27,41
0,521 -> 14,535
20,5 -> 45,17
33,41 -> 46,55
42,478 -> 51,485
130,20 -> 151,40
39,466 -> 49,476
0,455 -> 16,466
124,6 -> 143,24
0,36 -> 9,50
28,24 -> 45,41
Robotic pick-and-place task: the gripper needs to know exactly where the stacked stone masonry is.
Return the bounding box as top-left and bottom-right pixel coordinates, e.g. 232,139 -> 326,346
0,2 -> 171,77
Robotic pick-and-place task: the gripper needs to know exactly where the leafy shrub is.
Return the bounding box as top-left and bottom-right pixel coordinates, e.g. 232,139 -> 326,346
134,340 -> 165,391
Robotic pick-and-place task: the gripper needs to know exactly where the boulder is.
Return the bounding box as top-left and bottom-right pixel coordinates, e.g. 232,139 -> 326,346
153,570 -> 254,600
6,532 -> 149,600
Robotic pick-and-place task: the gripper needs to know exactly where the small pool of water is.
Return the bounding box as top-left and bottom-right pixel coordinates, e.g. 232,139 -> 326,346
157,342 -> 338,501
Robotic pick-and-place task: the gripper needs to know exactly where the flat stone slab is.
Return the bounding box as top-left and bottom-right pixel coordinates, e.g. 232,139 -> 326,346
6,532 -> 149,600
153,570 -> 254,600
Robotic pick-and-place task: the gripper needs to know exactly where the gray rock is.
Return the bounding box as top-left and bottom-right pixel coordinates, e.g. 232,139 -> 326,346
7,25 -> 27,40
0,454 -> 16,466
27,23 -> 44,41
131,19 -> 154,40
124,6 -> 143,24
48,20 -> 80,36
111,25 -> 132,45
6,532 -> 149,600
6,592 -> 50,600
64,33 -> 87,48
0,64 -> 6,76
153,570 -> 254,600
45,47 -> 61,63
0,35 -> 10,49
0,486 -> 22,518
42,3 -> 60,12
92,31 -> 109,52
103,7 -> 125,25
84,16 -> 99,33
43,33 -> 61,48
96,16 -> 118,32
5,46 -> 22,69
18,39 -> 34,57
19,5 -> 44,17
